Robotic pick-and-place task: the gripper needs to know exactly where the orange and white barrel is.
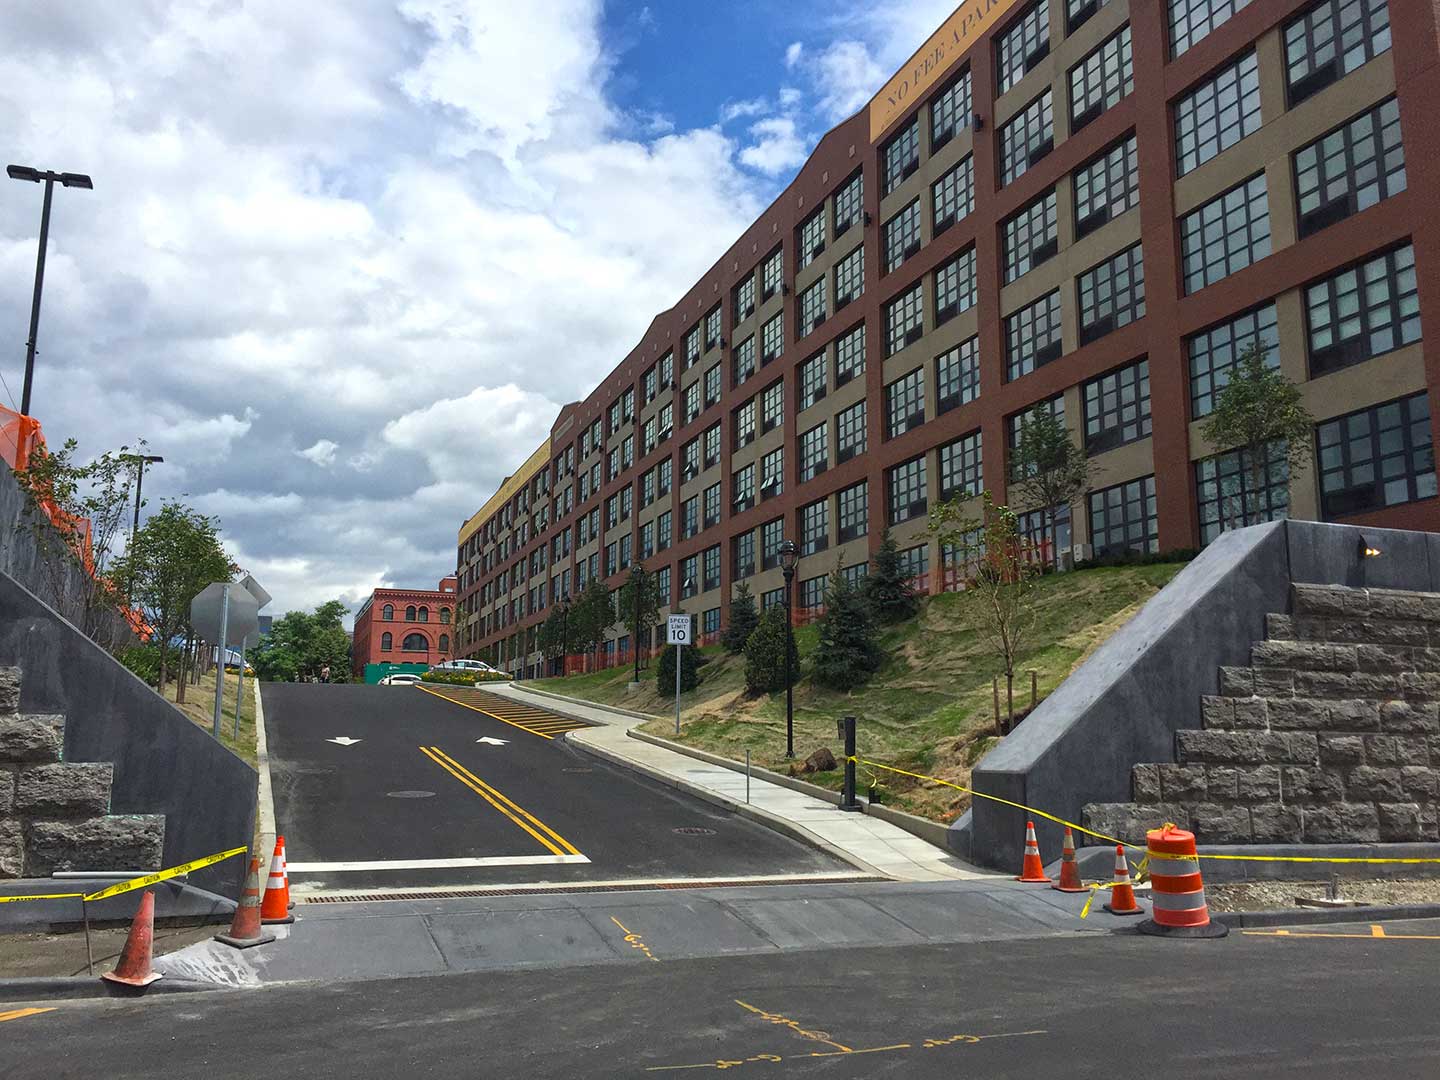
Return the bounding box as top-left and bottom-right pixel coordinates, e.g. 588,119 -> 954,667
1138,824 -> 1227,938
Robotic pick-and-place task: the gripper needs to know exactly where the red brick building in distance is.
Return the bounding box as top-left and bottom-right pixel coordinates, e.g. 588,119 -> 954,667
351,577 -> 457,678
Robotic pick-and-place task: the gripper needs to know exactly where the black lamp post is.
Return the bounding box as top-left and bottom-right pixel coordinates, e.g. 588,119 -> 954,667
120,453 -> 162,600
560,592 -> 571,676
778,538 -> 800,759
7,165 -> 93,417
629,562 -> 644,684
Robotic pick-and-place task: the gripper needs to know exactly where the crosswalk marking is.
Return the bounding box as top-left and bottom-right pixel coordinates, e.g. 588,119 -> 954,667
416,685 -> 591,740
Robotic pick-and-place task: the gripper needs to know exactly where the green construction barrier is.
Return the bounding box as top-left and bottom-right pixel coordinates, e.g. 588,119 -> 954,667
363,662 -> 431,684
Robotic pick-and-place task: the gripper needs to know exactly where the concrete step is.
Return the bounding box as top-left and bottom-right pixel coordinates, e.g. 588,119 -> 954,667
13,815 -> 165,877
1292,584 -> 1440,623
1266,611 -> 1436,647
1175,729 -> 1319,767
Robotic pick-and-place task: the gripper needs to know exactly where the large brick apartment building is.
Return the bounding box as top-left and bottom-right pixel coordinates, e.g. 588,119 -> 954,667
457,0 -> 1439,676
351,577 -> 458,679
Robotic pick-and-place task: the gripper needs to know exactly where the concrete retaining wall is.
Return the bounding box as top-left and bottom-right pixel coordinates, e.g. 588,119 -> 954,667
960,520 -> 1440,872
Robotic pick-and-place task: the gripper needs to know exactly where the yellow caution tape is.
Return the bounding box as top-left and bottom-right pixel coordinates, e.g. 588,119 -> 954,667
0,845 -> 247,905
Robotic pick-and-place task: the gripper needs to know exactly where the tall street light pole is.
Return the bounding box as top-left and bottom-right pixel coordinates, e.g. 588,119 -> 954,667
560,593 -> 571,677
7,165 -> 93,417
629,562 -> 644,686
120,453 -> 163,601
779,539 -> 800,760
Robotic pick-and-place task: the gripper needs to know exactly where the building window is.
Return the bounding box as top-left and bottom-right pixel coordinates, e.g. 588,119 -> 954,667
834,171 -> 864,237
658,458 -> 672,496
931,68 -> 973,152
843,563 -> 868,587
655,566 -> 670,606
798,352 -> 827,412
834,245 -> 864,310
885,368 -> 926,440
659,350 -> 673,388
883,200 -> 922,274
405,605 -> 416,621
1004,290 -> 1063,381
1294,98 -> 1405,238
684,381 -> 701,423
1175,50 -> 1261,177
761,379 -> 784,434
800,498 -> 829,556
885,283 -> 925,357
1074,134 -> 1138,240
898,545 -> 930,581
933,155 -> 974,238
938,431 -> 983,502
798,278 -> 827,339
761,314 -> 785,367
1069,26 -> 1133,132
640,520 -> 655,559
605,542 -> 618,577
734,399 -> 757,450
701,365 -> 720,407
684,327 -> 700,369
761,247 -> 783,301
997,1 -> 1050,95
936,337 -> 980,415
439,633 -> 450,652
931,249 -> 976,328
440,607 -> 451,624
733,532 -> 756,579
402,633 -> 428,653
1009,395 -> 1065,481
1002,190 -> 1058,284
798,206 -> 827,269
1318,392 -> 1435,517
382,603 -> 393,620
1285,0 -> 1392,107
1083,359 -> 1151,455
1188,303 -> 1279,419
882,117 -> 920,196
887,456 -> 928,525
734,274 -> 756,323
1180,173 -> 1270,294
1068,0 -> 1113,32
680,556 -> 699,597
1090,476 -> 1158,556
381,632 -> 392,650
1078,242 -> 1145,344
657,511 -> 672,551
702,607 -> 721,636
682,436 -> 700,481
703,482 -> 721,529
733,337 -> 756,387
1196,441 -> 1290,543
760,447 -> 784,500
834,324 -> 866,387
837,481 -> 869,542
681,496 -> 699,540
733,462 -> 756,513
798,575 -> 826,611
761,517 -> 785,570
1169,0 -> 1249,56
799,423 -> 829,483
705,305 -> 722,350
761,587 -> 785,611
999,91 -> 1053,187
837,400 -> 867,464
702,545 -> 721,592
703,424 -> 721,468
1306,243 -> 1420,377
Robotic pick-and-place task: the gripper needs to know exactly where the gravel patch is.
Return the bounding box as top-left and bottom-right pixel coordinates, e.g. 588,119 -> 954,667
1208,878 -> 1440,912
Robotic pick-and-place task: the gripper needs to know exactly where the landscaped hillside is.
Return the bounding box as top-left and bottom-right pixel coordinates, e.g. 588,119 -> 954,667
538,562 -> 1187,822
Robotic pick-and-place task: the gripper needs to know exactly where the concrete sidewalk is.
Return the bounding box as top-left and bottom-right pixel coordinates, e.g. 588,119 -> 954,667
486,682 -> 992,883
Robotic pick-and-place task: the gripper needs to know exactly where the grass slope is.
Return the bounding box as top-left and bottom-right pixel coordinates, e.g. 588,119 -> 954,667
538,562 -> 1186,822
160,667 -> 259,767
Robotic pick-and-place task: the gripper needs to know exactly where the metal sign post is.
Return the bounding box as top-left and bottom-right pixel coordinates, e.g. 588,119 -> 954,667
233,634 -> 248,740
190,578 -> 266,742
667,614 -> 690,736
212,583 -> 230,738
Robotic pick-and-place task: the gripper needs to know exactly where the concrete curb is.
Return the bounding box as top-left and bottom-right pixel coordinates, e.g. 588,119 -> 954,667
1214,902 -> 1440,928
254,683 -> 277,838
0,975 -> 232,1002
564,731 -> 891,880
504,681 -> 663,724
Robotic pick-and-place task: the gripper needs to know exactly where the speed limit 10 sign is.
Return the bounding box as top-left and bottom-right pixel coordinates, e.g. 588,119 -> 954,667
667,614 -> 691,645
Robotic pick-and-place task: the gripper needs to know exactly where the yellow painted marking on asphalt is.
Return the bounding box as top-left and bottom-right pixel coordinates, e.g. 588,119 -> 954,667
416,685 -> 591,739
1373,924 -> 1387,937
1243,926 -> 1440,941
734,1000 -> 853,1054
0,1008 -> 56,1024
419,746 -> 581,857
611,915 -> 660,962
645,1026 -> 1046,1072
415,685 -> 554,739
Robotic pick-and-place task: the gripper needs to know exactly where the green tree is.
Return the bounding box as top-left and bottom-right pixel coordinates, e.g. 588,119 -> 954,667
570,577 -> 615,661
111,502 -> 232,693
251,599 -> 350,683
536,606 -> 568,665
721,582 -> 759,654
1201,342 -> 1313,531
811,567 -> 883,691
1010,405 -> 1094,563
616,565 -> 661,661
861,528 -> 920,625
656,640 -> 699,693
744,604 -> 800,695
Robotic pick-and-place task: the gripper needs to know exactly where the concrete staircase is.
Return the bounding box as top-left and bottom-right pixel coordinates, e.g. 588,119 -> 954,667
1084,584 -> 1440,846
0,666 -> 164,877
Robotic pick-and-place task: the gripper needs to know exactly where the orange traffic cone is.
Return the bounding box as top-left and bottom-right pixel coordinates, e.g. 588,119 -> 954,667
215,855 -> 277,949
1103,845 -> 1143,916
100,890 -> 163,990
260,836 -> 295,925
1052,826 -> 1087,893
278,836 -> 296,911
1016,820 -> 1051,882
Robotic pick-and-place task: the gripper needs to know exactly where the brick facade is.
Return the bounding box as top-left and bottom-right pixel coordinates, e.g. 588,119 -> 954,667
351,578 -> 457,678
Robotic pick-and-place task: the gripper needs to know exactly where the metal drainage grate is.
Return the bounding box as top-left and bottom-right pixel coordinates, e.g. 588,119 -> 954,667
302,876 -> 883,904
386,790 -> 436,799
672,827 -> 718,836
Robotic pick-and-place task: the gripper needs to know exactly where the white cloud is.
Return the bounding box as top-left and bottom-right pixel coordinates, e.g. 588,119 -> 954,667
720,97 -> 769,124
808,39 -> 887,123
739,117 -> 808,175
297,439 -> 339,467
784,41 -> 805,69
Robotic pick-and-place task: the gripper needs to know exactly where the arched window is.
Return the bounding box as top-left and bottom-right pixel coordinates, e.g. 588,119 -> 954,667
405,605 -> 416,621
440,608 -> 451,625
381,632 -> 393,651
439,633 -> 450,652
419,606 -> 429,623
382,603 -> 394,621
401,632 -> 429,652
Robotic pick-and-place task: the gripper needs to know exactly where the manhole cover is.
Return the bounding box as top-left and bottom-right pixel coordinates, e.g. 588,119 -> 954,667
672,827 -> 717,836
562,767 -> 593,774
386,790 -> 436,799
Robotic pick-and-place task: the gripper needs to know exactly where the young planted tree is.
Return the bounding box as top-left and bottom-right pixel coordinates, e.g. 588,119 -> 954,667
930,491 -> 1042,734
811,567 -> 883,691
536,606 -> 568,665
1200,342 -> 1313,532
616,565 -> 661,664
1010,407 -> 1094,565
743,603 -> 800,695
656,639 -> 700,693
570,577 -> 615,664
861,528 -> 920,625
721,582 -> 759,654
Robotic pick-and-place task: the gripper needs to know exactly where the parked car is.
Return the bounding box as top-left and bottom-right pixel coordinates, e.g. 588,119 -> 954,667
379,673 -> 422,686
431,659 -> 498,674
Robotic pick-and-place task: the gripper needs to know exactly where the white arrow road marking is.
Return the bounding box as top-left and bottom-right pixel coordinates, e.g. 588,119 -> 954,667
475,736 -> 509,746
326,737 -> 362,746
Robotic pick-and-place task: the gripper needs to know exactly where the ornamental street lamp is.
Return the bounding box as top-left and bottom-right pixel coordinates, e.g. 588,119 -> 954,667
120,453 -> 163,600
778,538 -> 800,759
7,165 -> 93,417
629,562 -> 644,685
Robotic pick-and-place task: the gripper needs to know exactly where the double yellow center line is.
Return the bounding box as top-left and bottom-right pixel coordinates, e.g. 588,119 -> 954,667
419,746 -> 580,857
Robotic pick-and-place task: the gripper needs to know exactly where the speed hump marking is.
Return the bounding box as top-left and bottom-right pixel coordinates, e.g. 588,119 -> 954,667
667,615 -> 691,645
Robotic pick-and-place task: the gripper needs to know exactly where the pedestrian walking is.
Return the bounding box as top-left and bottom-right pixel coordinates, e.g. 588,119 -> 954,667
320,664 -> 331,684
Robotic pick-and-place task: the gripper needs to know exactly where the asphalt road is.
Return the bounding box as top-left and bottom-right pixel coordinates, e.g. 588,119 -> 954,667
9,918 -> 1440,1077
261,683 -> 844,891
